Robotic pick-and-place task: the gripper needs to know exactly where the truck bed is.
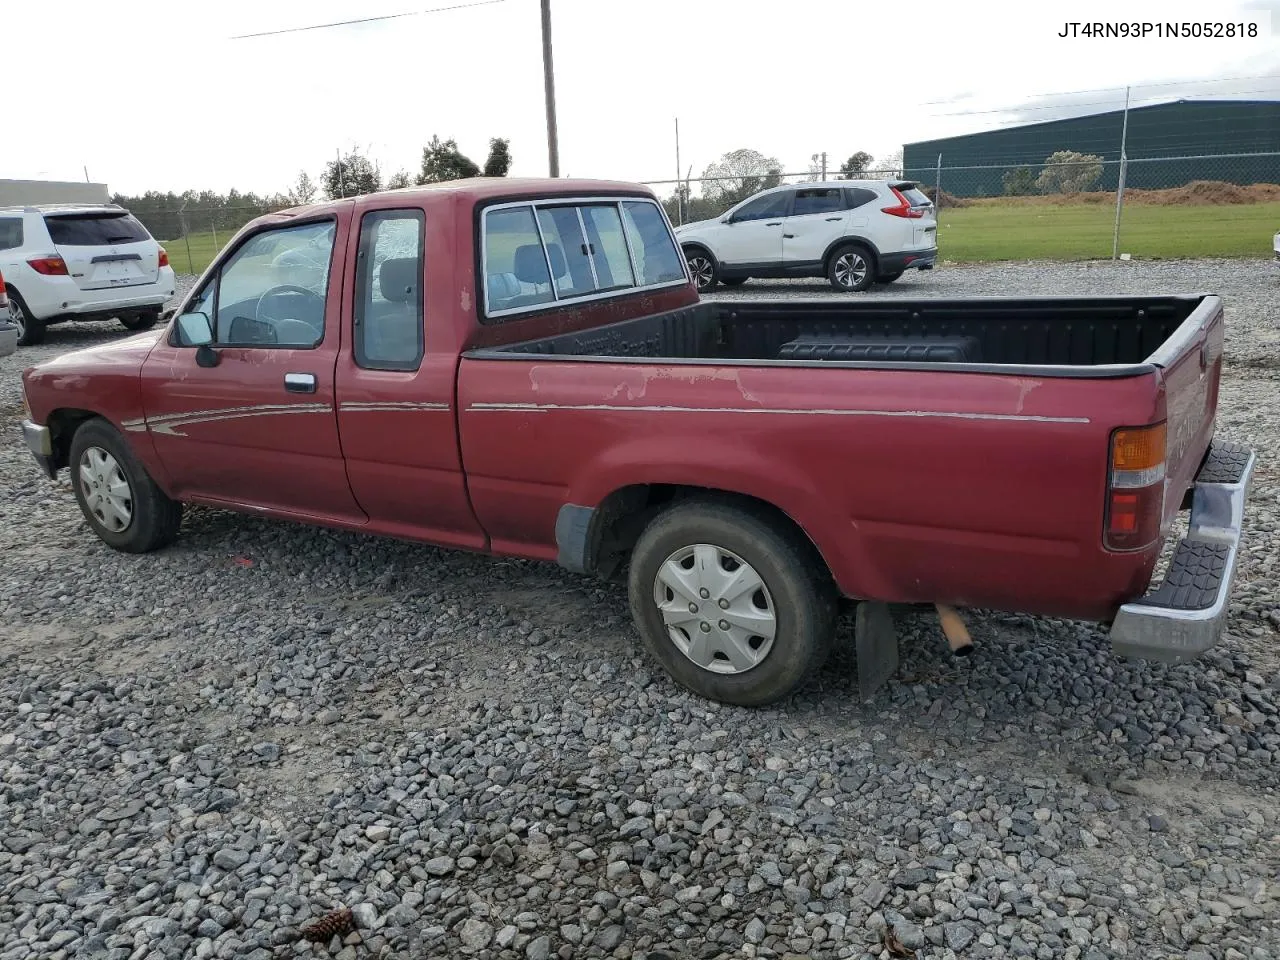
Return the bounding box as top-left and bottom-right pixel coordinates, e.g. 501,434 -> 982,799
472,294 -> 1209,375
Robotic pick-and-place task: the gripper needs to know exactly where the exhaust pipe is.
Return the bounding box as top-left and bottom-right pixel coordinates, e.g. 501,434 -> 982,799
935,603 -> 973,657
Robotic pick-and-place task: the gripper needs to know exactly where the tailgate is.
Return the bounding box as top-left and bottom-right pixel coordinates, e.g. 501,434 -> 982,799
1153,295 -> 1224,526
44,212 -> 160,291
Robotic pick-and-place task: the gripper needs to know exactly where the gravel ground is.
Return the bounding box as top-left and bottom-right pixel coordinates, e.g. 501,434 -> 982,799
1,260 -> 1278,960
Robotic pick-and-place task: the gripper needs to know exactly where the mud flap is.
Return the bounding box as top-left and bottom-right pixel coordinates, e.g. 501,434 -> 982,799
855,601 -> 899,700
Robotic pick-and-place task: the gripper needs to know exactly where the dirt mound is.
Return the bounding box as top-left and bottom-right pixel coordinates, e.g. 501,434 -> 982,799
922,187 -> 970,208
1126,181 -> 1280,206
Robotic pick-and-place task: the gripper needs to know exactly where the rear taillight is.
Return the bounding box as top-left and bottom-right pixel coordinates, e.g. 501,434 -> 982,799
28,255 -> 69,276
881,187 -> 925,219
0,268 -> 7,308
1105,422 -> 1166,551
158,247 -> 170,268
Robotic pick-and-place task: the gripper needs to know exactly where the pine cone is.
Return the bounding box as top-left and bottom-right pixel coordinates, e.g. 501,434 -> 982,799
299,907 -> 355,943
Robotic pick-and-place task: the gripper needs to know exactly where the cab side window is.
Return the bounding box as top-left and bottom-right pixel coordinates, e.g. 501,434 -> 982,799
352,210 -> 425,371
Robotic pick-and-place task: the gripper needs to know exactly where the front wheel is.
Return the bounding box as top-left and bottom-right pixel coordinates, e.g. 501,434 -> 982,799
627,499 -> 837,706
828,246 -> 874,292
69,419 -> 183,553
684,249 -> 718,292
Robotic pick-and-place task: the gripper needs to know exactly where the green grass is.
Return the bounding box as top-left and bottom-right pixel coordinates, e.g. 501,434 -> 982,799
164,201 -> 1280,274
935,201 -> 1280,261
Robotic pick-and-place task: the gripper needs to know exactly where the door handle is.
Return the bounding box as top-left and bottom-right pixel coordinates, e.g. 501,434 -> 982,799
766,221 -> 782,226
284,372 -> 317,394
783,234 -> 796,239
825,217 -> 842,222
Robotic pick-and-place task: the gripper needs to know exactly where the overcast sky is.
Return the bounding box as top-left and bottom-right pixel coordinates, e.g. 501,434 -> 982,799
4,0 -> 1277,197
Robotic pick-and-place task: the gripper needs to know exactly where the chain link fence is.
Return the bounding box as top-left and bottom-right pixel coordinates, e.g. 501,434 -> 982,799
648,152 -> 1280,262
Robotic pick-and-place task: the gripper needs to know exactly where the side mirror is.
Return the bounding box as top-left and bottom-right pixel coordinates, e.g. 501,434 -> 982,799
175,311 -> 221,368
175,311 -> 213,347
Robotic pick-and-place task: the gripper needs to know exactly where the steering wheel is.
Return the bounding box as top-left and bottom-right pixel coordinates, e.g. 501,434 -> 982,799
254,284 -> 324,326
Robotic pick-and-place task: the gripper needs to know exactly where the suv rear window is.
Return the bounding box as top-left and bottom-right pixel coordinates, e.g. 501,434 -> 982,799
44,212 -> 151,246
0,218 -> 22,250
898,186 -> 933,207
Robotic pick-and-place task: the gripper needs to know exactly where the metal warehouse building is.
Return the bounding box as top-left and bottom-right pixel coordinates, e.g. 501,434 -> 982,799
902,99 -> 1280,197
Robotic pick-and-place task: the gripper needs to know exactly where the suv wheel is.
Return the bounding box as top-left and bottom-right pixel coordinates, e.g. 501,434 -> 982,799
684,249 -> 718,292
120,310 -> 160,332
828,245 -> 874,292
9,290 -> 45,346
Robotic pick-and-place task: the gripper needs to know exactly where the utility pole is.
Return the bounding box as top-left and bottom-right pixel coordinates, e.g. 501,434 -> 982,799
821,152 -> 827,180
541,0 -> 559,177
675,118 -> 682,224
1111,85 -> 1131,260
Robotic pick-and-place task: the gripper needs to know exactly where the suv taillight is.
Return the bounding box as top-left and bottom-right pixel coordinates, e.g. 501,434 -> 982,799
1104,422 -> 1166,551
158,247 -> 170,268
881,187 -> 925,219
28,255 -> 69,276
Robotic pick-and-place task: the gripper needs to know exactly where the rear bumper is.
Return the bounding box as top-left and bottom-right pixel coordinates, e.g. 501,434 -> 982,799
23,267 -> 176,321
879,248 -> 937,273
22,419 -> 57,479
1110,439 -> 1255,662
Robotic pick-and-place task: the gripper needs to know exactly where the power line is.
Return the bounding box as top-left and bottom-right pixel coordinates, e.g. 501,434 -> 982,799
228,0 -> 506,40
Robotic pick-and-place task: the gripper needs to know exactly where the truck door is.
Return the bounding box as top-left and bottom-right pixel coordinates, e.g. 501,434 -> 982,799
140,216 -> 366,522
333,201 -> 487,549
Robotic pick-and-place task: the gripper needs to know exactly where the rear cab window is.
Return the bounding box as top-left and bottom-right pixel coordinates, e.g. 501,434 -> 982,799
44,212 -> 151,246
481,196 -> 685,320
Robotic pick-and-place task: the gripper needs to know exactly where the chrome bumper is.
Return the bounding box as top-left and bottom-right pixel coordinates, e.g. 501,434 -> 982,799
1111,440 -> 1255,663
22,419 -> 57,479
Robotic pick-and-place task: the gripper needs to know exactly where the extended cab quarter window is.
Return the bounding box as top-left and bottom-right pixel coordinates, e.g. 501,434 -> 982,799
482,197 -> 685,320
353,210 -> 425,371
205,220 -> 336,348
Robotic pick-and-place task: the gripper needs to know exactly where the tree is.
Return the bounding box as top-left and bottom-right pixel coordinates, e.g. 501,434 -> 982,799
874,149 -> 903,178
1002,166 -> 1037,196
839,151 -> 874,179
288,171 -> 318,206
386,170 -> 414,190
417,135 -> 481,184
483,138 -> 512,177
324,151 -> 381,199
699,148 -> 783,208
1036,150 -> 1104,194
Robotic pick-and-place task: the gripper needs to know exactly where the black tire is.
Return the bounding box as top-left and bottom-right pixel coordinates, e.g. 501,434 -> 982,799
827,244 -> 875,292
120,310 -> 160,331
8,289 -> 45,346
876,270 -> 904,284
720,277 -> 748,287
627,498 -> 837,707
69,418 -> 183,553
684,248 -> 718,292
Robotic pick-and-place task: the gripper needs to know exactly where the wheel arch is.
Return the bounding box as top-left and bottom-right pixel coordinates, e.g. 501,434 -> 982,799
822,235 -> 881,273
556,480 -> 846,595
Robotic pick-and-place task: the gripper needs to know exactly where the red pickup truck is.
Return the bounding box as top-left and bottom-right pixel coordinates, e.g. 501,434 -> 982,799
20,178 -> 1255,706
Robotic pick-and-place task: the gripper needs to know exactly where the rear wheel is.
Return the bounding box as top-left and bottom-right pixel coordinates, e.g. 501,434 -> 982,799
828,245 -> 874,292
9,290 -> 45,346
720,277 -> 748,287
69,419 -> 183,553
684,249 -> 718,292
627,499 -> 837,706
877,270 -> 904,284
120,310 -> 160,331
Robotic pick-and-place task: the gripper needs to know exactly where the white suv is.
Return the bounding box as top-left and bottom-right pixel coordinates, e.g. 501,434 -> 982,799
0,204 -> 176,346
673,180 -> 937,293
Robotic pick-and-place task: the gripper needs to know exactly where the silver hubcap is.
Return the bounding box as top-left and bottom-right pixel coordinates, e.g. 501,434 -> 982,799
652,543 -> 777,675
688,256 -> 714,288
79,446 -> 133,533
834,252 -> 867,288
9,300 -> 24,338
